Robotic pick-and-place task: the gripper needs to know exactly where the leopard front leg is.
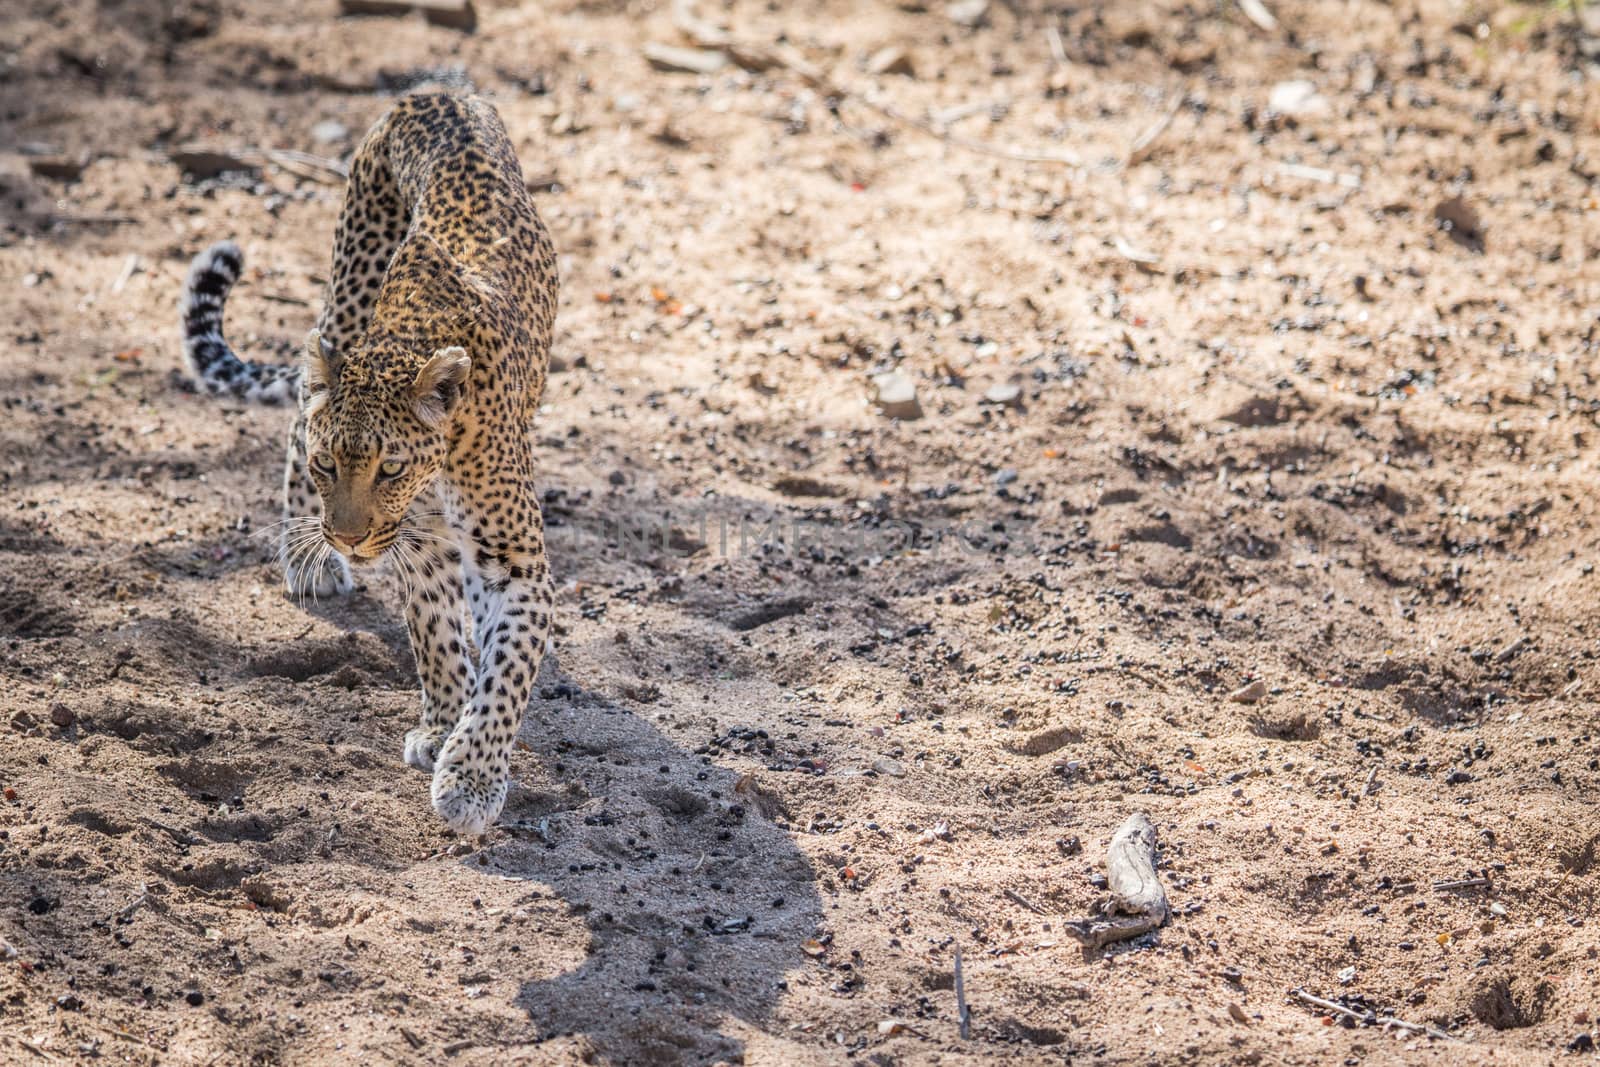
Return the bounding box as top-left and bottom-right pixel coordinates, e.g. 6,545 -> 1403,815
430,543 -> 552,835
280,409 -> 352,598
400,508 -> 472,773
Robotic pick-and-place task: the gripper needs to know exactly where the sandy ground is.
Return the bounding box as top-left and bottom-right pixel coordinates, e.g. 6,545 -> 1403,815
4,0 -> 1600,1063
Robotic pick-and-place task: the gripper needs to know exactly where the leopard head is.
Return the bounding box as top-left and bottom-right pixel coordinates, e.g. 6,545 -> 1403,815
299,328 -> 470,562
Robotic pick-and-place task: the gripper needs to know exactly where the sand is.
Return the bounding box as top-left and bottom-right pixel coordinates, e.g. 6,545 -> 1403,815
2,0 -> 1599,1063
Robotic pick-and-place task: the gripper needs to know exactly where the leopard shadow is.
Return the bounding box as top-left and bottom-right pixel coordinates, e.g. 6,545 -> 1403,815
478,668 -> 822,1066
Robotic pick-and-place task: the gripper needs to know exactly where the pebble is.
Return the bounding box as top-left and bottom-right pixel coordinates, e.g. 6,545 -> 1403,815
983,382 -> 1022,407
946,0 -> 989,27
1229,680 -> 1268,704
872,758 -> 906,778
49,703 -> 74,728
871,371 -> 922,420
1268,80 -> 1329,117
865,46 -> 915,77
311,120 -> 349,145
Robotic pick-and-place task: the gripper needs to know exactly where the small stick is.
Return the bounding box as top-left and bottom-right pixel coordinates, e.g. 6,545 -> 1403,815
953,945 -> 970,1039
13,1038 -> 58,1061
1004,888 -> 1045,914
1128,92 -> 1184,165
1361,764 -> 1379,799
1290,987 -> 1457,1042
860,90 -> 1081,165
1432,877 -> 1492,891
1046,25 -> 1067,66
49,213 -> 138,226
1275,162 -> 1361,189
111,253 -> 140,294
116,886 -> 150,921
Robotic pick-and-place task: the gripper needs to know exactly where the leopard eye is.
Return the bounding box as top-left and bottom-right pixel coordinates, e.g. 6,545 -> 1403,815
378,459 -> 406,480
311,452 -> 336,475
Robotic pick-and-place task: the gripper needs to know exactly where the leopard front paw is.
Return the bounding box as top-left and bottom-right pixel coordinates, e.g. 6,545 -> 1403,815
403,726 -> 449,773
283,553 -> 353,599
430,755 -> 508,835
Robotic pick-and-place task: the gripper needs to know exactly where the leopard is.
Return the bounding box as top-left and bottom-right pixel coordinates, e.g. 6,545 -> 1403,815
178,92 -> 559,836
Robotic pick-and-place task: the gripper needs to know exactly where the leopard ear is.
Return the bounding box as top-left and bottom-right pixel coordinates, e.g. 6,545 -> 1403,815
413,346 -> 471,426
302,329 -> 338,394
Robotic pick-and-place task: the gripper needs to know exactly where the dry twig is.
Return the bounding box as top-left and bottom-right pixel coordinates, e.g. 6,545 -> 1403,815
1290,987 -> 1458,1042
953,945 -> 971,1039
1003,888 -> 1045,914
1128,93 -> 1184,165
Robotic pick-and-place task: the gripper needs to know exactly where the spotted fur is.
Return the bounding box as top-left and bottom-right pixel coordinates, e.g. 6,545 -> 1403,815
180,242 -> 301,404
177,94 -> 559,835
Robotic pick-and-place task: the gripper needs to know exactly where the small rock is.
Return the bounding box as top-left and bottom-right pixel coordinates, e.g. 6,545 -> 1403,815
184,990 -> 205,1007
865,46 -> 915,77
310,120 -> 349,145
169,149 -> 257,181
48,703 -> 74,728
993,468 -> 1018,486
550,112 -> 584,135
1445,768 -> 1474,785
27,157 -> 86,182
871,372 -> 922,420
872,758 -> 906,778
1229,680 -> 1268,704
982,382 -> 1022,408
1268,80 -> 1328,117
643,43 -> 727,75
945,0 -> 989,27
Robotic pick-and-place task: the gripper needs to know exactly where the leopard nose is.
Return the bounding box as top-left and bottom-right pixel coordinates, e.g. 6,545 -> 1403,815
327,526 -> 367,548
